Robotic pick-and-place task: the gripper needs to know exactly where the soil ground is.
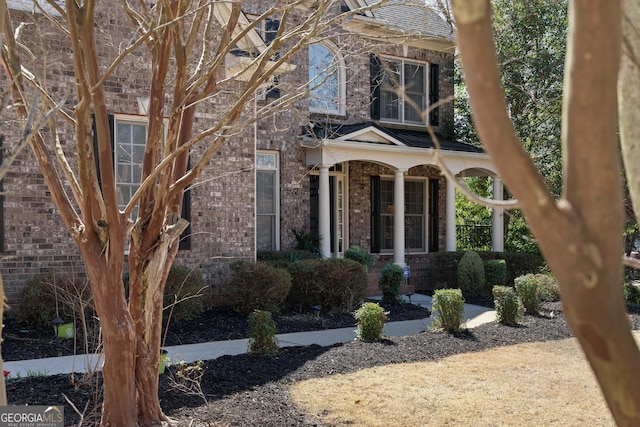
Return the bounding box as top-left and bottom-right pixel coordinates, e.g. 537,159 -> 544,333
3,301 -> 640,426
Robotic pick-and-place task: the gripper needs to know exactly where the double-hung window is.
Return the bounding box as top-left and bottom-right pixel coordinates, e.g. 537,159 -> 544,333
110,115 -> 191,249
371,56 -> 440,126
379,58 -> 426,125
372,177 -> 426,253
256,151 -> 279,251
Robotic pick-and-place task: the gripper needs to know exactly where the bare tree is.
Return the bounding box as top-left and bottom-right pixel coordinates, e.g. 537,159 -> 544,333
452,0 -> 640,425
0,0 -> 363,424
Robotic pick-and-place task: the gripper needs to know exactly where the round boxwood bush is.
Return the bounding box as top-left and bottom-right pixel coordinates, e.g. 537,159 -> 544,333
344,246 -> 374,271
287,258 -> 368,313
164,266 -> 206,321
378,263 -> 404,302
20,272 -> 58,327
354,302 -> 388,342
457,251 -> 487,299
227,261 -> 292,315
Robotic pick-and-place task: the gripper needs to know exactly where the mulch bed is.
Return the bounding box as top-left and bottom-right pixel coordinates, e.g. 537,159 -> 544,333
3,301 -> 640,426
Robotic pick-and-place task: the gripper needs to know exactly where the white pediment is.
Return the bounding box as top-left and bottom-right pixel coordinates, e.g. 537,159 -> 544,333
337,126 -> 406,146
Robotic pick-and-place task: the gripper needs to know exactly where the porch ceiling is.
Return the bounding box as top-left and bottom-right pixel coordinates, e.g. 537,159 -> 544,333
301,123 -> 498,176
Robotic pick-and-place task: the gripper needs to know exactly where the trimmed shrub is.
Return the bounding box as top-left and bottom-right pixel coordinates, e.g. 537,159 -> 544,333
354,302 -> 388,342
624,283 -> 640,305
344,246 -> 374,271
227,261 -> 292,315
457,251 -> 487,299
248,310 -> 278,355
20,272 -> 58,327
493,286 -> 522,326
536,275 -> 561,302
257,250 -> 319,270
484,259 -> 507,286
431,288 -> 465,333
164,266 -> 206,321
515,274 -> 549,315
378,263 -> 404,302
287,258 -> 368,313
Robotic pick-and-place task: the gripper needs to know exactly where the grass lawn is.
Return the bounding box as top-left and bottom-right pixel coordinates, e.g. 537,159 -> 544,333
289,332 -> 640,426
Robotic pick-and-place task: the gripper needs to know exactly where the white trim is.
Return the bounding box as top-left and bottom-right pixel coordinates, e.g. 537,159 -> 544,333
336,126 -> 406,146
256,150 -> 280,251
308,41 -> 347,116
7,0 -> 63,16
378,55 -> 428,126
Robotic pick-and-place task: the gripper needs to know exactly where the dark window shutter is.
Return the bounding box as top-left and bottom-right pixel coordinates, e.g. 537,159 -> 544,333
429,63 -> 440,126
428,178 -> 440,252
370,55 -> 382,120
179,185 -> 191,250
370,176 -> 380,253
92,113 -> 115,191
309,175 -> 319,238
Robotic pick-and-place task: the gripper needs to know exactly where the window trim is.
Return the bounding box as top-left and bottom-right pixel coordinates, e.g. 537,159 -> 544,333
378,56 -> 429,126
256,150 -> 280,251
7,0 -> 63,15
376,175 -> 428,254
308,41 -> 346,116
110,114 -> 191,250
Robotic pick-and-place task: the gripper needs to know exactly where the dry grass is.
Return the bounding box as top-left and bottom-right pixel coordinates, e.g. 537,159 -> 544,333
289,331 -> 640,427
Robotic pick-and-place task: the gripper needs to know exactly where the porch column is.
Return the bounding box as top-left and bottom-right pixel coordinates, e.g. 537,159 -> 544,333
492,177 -> 505,252
445,178 -> 456,251
318,166 -> 331,258
394,169 -> 406,266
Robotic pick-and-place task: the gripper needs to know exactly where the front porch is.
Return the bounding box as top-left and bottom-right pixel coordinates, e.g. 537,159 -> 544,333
302,122 -> 505,267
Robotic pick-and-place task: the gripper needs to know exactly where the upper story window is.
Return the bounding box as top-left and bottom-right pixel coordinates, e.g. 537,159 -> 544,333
370,55 -> 440,126
7,0 -> 64,15
256,151 -> 280,251
309,42 -> 346,116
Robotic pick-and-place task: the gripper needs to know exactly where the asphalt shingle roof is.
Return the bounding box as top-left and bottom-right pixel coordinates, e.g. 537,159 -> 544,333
306,122 -> 484,153
362,0 -> 455,41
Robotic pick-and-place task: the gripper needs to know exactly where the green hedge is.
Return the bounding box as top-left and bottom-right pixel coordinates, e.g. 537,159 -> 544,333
287,258 -> 368,313
424,251 -> 545,292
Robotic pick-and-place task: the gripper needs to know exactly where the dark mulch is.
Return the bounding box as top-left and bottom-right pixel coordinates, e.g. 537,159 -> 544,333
4,301 -> 640,426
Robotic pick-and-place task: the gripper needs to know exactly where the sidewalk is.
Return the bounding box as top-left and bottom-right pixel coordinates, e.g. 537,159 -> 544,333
4,294 -> 496,378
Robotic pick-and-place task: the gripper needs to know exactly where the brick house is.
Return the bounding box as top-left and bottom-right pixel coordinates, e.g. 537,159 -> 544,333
0,0 -> 504,301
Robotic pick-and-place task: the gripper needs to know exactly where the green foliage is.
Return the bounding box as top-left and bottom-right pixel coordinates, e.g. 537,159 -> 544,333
248,310 -> 278,355
492,286 -> 522,326
457,251 -> 487,299
484,259 -> 507,286
164,266 -> 206,321
424,252 -> 546,293
431,288 -> 465,333
514,274 -> 543,314
257,250 -> 319,270
291,229 -> 322,255
378,263 -> 404,301
227,261 -> 292,315
354,302 -> 388,342
287,258 -> 368,313
624,283 -> 640,305
534,274 -> 561,302
455,177 -> 492,252
344,246 -> 374,271
20,272 -> 58,327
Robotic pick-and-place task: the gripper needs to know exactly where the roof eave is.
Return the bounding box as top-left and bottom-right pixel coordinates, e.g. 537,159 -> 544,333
342,15 -> 456,54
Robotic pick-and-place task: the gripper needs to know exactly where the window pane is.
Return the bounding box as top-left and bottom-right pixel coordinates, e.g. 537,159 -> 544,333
380,90 -> 399,121
309,44 -> 339,112
404,63 -> 425,93
256,153 -> 277,169
257,216 -> 275,251
132,124 -> 147,144
257,171 -> 275,215
381,215 -> 394,250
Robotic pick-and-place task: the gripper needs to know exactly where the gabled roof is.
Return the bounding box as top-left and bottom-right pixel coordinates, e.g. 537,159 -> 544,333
343,0 -> 456,52
305,122 -> 483,153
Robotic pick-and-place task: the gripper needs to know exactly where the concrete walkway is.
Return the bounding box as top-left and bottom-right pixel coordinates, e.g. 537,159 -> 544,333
4,294 -> 496,378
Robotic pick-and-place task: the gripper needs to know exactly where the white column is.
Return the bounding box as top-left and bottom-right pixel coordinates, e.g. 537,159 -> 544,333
492,177 -> 505,252
394,169 -> 405,266
318,166 -> 331,258
445,178 -> 456,251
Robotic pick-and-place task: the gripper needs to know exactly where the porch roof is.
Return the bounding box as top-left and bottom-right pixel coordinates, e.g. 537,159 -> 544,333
301,122 -> 496,176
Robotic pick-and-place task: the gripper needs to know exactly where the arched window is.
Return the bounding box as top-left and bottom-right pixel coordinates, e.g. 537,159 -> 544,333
309,43 -> 345,115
